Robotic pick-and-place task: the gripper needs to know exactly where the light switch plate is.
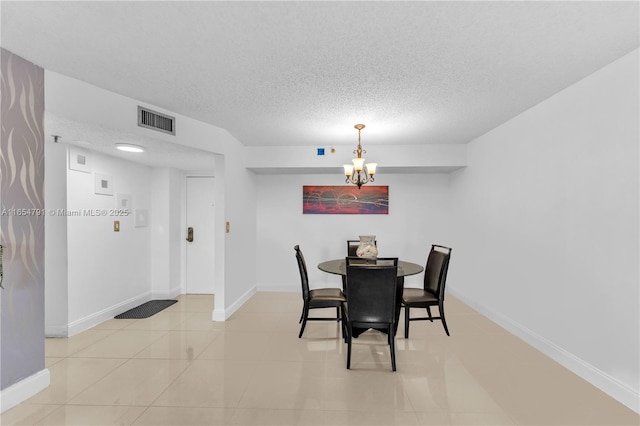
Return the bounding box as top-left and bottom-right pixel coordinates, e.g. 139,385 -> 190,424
114,220 -> 120,232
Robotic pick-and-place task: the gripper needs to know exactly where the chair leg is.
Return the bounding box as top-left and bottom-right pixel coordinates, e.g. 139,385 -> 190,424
389,324 -> 396,372
298,304 -> 310,338
439,302 -> 450,336
404,305 -> 410,339
346,323 -> 352,369
426,306 -> 434,322
341,304 -> 348,342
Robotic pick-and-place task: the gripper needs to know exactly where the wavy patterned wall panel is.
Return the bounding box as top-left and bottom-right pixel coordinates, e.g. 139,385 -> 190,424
0,48 -> 45,390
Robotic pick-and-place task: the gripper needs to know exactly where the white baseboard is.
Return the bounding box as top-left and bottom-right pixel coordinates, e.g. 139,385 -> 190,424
0,369 -> 50,413
45,324 -> 68,337
212,308 -> 226,322
67,292 -> 151,336
212,286 -> 257,321
448,287 -> 640,414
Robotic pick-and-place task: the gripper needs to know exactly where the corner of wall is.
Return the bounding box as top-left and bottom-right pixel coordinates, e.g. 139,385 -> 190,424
213,285 -> 256,322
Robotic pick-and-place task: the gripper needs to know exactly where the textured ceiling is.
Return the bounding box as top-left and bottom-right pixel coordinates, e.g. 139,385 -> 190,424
1,1 -> 639,154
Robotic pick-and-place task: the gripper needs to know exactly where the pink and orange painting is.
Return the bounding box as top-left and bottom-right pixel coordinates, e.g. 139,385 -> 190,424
303,186 -> 389,214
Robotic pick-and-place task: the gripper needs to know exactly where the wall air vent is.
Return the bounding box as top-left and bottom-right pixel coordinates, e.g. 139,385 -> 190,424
138,106 -> 175,135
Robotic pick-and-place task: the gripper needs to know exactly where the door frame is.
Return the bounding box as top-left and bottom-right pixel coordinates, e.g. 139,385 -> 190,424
181,154 -> 226,321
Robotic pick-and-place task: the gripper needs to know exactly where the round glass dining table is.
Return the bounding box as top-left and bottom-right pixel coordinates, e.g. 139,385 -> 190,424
318,259 -> 423,277
317,258 -> 424,337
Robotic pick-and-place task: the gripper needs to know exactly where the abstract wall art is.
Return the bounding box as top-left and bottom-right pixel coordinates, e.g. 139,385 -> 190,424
303,185 -> 389,214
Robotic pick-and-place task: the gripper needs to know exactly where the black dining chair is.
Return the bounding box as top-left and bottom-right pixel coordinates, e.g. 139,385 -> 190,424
346,240 -> 359,257
345,257 -> 399,371
295,245 -> 346,339
344,240 -> 377,291
402,245 -> 452,338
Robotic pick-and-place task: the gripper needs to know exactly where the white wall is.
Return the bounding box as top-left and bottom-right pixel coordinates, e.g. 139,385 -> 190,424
221,147 -> 258,312
168,170 -> 183,296
256,173 -> 452,292
449,49 -> 639,411
150,167 -> 184,298
44,141 -> 69,336
66,152 -> 152,333
150,168 -> 171,297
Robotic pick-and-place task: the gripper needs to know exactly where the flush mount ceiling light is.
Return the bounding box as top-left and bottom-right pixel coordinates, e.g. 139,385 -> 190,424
115,143 -> 145,153
343,124 -> 377,189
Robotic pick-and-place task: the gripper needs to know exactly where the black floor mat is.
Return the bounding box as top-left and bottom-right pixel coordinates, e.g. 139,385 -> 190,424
115,300 -> 177,319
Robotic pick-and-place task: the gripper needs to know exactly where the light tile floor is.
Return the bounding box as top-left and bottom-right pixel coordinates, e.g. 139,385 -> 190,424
2,292 -> 638,425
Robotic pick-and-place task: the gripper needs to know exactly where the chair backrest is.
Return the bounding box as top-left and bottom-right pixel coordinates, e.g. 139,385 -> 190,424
423,245 -> 452,300
346,239 -> 378,257
347,240 -> 360,257
294,245 -> 310,301
346,257 -> 398,324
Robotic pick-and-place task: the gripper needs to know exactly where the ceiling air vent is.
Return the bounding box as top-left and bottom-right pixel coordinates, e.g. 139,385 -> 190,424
138,106 -> 175,135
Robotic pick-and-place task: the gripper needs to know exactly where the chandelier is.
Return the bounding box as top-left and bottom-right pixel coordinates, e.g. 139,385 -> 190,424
343,124 -> 377,189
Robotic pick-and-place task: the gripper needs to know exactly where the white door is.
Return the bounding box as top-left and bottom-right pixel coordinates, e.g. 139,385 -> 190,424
186,176 -> 215,294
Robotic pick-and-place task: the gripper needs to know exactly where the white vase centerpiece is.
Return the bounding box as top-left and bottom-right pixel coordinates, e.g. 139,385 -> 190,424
356,235 -> 378,258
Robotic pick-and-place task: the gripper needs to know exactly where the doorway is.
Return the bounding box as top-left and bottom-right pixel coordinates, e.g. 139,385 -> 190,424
185,176 -> 215,294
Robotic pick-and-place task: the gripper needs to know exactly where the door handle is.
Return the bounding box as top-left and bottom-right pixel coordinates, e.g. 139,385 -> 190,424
186,227 -> 194,242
